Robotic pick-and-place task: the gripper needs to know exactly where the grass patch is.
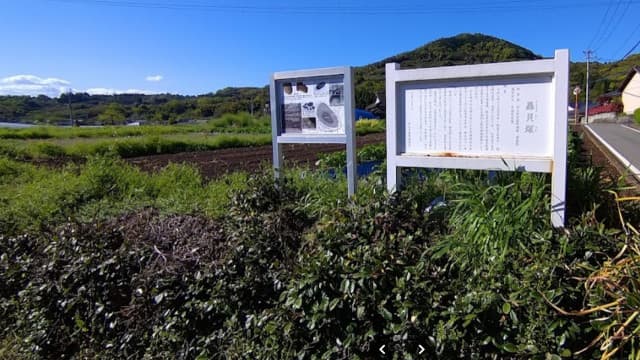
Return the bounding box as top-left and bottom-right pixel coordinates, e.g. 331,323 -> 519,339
0,117 -> 384,160
0,155 -> 249,235
355,118 -> 385,135
208,112 -> 271,133
0,113 -> 272,140
0,133 -> 272,159
316,143 -> 386,168
0,123 -> 207,140
0,115 -> 384,141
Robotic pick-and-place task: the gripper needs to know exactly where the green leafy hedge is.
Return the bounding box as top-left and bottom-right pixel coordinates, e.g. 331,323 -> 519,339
1,130 -> 638,358
2,167 -> 635,358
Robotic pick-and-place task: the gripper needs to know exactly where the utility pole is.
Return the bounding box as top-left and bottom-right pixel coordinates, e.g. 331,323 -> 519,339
583,50 -> 593,124
67,90 -> 75,127
573,86 -> 581,123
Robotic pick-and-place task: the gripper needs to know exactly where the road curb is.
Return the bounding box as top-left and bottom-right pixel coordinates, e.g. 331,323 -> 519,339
584,124 -> 640,182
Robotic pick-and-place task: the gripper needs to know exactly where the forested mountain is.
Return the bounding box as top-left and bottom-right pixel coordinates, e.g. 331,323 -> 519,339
353,33 -> 542,108
1,33 -> 636,124
570,53 -> 640,101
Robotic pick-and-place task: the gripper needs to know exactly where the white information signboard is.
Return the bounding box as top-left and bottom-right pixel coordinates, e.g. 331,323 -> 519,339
386,50 -> 569,227
280,77 -> 347,135
270,66 -> 357,195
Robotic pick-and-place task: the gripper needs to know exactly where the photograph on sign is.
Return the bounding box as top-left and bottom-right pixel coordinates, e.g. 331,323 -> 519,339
280,77 -> 345,135
400,76 -> 553,158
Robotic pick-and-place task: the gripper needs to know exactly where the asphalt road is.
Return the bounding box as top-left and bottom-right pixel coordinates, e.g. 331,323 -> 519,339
586,123 -> 640,175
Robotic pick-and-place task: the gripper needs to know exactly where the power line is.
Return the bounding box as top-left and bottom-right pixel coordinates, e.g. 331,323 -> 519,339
613,21 -> 640,58
587,0 -> 616,50
592,0 -> 633,52
621,38 -> 640,59
584,50 -> 593,123
43,0 -> 640,15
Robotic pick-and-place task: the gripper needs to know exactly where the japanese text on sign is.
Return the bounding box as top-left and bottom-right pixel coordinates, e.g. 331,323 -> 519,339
402,78 -> 552,157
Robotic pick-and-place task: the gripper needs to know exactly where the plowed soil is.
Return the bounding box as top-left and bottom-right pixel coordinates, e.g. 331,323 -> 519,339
125,133 -> 385,179
124,127 -> 639,190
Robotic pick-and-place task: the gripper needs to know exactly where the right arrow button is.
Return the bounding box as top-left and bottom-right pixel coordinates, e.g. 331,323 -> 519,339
418,344 -> 425,355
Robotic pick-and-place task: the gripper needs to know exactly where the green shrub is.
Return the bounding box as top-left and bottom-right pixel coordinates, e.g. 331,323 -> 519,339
227,175 -> 614,358
1,132 -> 637,358
0,213 -> 228,358
0,174 -> 316,359
355,119 -> 385,135
32,142 -> 66,157
0,155 -> 251,235
634,108 -> 640,125
316,143 -> 386,169
207,112 -> 270,133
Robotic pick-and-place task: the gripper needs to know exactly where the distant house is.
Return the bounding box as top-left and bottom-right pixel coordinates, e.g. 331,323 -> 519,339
619,66 -> 640,114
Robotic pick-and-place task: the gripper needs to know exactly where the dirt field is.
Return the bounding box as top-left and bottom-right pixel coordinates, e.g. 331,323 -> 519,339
126,133 -> 385,179
117,127 -> 635,192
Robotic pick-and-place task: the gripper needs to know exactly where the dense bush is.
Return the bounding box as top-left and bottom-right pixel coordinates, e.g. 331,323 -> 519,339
316,143 -> 386,169
0,175 -> 315,359
1,132 -> 639,358
635,108 -> 640,125
0,210 -> 237,358
229,172 -> 632,359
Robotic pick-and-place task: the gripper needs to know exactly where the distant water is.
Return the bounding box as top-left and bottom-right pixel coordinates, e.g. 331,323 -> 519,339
0,122 -> 35,128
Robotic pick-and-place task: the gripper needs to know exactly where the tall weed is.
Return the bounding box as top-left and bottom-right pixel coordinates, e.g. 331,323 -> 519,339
434,172 -> 550,272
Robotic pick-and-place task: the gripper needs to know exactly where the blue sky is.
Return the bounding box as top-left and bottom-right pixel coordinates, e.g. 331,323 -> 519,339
1,0 -> 639,97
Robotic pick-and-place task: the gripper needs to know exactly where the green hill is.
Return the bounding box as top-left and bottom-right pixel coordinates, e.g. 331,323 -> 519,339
354,33 -> 542,108
570,53 -> 640,101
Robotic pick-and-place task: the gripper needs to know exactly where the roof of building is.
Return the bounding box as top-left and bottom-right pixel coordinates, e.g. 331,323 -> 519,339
619,66 -> 640,92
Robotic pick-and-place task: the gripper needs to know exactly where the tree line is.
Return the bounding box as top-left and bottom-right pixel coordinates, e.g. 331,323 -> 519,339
0,87 -> 270,125
2,34 -> 636,125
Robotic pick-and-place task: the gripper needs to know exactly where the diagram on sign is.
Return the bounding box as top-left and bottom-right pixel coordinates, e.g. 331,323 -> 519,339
280,78 -> 345,135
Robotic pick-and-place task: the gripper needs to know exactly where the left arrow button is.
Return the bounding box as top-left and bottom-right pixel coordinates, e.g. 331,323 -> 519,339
379,345 -> 386,354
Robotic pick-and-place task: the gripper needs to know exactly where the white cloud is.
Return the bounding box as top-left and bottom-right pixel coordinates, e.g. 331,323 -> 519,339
145,75 -> 163,82
0,74 -> 160,97
0,75 -> 72,97
86,88 -> 158,95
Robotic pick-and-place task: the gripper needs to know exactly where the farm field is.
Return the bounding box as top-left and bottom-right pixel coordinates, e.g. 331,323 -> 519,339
1,122 -> 640,359
0,115 -> 385,162
0,132 -> 273,160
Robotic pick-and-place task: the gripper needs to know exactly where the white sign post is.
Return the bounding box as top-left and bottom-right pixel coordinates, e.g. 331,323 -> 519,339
270,66 -> 357,196
385,49 -> 569,227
